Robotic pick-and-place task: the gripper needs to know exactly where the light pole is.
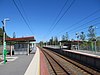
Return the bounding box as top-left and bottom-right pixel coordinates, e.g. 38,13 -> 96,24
76,32 -> 80,50
93,26 -> 97,52
1,18 -> 10,62
94,39 -> 97,52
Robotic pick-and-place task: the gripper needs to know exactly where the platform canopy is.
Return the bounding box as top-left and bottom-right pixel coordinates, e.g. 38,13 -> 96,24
6,36 -> 36,42
59,40 -> 83,45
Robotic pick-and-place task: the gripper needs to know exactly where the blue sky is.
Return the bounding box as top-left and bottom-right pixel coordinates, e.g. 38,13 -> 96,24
0,0 -> 100,42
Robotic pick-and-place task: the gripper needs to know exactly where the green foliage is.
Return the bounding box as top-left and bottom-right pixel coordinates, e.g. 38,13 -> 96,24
87,25 -> 96,40
0,28 -> 3,37
62,32 -> 69,41
65,32 -> 69,41
62,35 -> 66,41
54,36 -> 59,45
39,41 -> 44,47
97,41 -> 100,46
80,32 -> 85,41
49,37 -> 53,45
48,36 -> 59,45
0,28 -> 10,45
96,37 -> 100,46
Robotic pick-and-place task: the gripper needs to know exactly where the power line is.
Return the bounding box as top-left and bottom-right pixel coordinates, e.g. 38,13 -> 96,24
57,22 -> 100,39
43,0 -> 69,40
57,16 -> 100,37
70,22 -> 100,33
44,0 -> 75,40
18,0 -> 30,24
12,0 -> 34,35
48,0 -> 69,32
49,0 -> 75,34
68,16 -> 100,32
56,9 -> 100,36
56,17 -> 100,38
70,24 -> 100,38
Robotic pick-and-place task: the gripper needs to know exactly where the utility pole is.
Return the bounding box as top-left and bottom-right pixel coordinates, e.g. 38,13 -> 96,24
94,39 -> 97,52
76,32 -> 80,50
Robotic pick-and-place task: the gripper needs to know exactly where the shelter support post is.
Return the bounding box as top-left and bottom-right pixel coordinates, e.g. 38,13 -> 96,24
27,41 -> 29,55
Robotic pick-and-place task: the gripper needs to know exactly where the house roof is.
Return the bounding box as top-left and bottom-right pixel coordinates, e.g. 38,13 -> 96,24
6,36 -> 36,42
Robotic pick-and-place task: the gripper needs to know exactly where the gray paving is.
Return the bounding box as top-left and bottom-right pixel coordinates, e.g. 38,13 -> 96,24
0,54 -> 34,75
74,50 -> 100,56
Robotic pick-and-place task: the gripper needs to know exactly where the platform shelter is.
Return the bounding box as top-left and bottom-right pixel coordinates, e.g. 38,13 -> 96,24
6,36 -> 36,55
59,40 -> 83,50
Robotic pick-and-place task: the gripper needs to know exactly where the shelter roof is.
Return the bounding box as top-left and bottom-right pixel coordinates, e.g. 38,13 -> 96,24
6,36 -> 36,42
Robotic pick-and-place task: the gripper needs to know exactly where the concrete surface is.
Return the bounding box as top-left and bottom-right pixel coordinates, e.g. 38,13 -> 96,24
0,54 -> 34,75
24,47 -> 40,75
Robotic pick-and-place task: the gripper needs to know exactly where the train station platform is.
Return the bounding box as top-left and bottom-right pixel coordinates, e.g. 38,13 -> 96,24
0,46 -> 99,75
24,47 -> 49,75
44,45 -> 100,56
0,47 -> 50,75
71,50 -> 100,56
0,53 -> 34,75
43,46 -> 100,71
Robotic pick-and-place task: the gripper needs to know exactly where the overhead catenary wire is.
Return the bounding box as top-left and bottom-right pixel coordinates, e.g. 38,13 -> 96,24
43,0 -> 76,40
70,22 -> 100,33
56,17 -> 100,39
56,16 -> 100,37
48,0 -> 69,33
12,0 -> 34,35
18,0 -> 30,24
67,16 -> 100,33
48,0 -> 75,34
56,9 -> 100,36
42,0 -> 69,40
69,23 -> 100,38
57,22 -> 100,40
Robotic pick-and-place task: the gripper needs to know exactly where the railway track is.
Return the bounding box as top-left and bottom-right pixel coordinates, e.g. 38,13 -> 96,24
39,47 -> 100,75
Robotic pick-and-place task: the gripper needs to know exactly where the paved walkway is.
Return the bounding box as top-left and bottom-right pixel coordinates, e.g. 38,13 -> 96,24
24,47 -> 40,75
0,54 -> 34,75
72,50 -> 100,56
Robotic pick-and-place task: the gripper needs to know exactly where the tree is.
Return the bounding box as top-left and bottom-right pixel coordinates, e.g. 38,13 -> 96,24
49,37 -> 54,45
13,32 -> 16,38
87,25 -> 96,41
87,25 -> 97,51
76,32 -> 80,39
39,41 -> 44,47
54,36 -> 59,45
62,35 -> 66,41
62,32 -> 69,41
65,32 -> 69,41
80,32 -> 85,41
